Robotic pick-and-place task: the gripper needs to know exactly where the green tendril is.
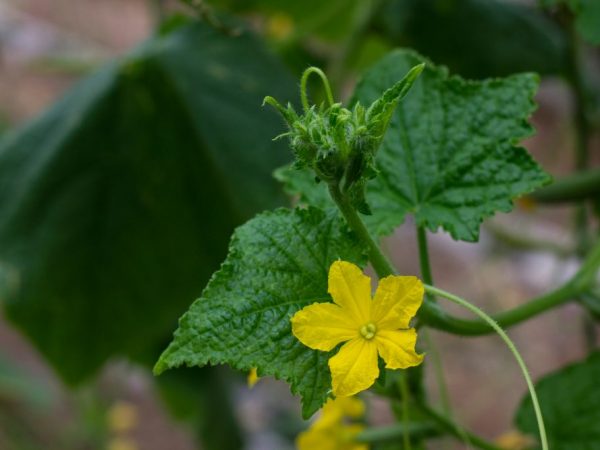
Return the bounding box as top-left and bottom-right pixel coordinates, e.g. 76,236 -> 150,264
425,285 -> 549,450
300,67 -> 335,112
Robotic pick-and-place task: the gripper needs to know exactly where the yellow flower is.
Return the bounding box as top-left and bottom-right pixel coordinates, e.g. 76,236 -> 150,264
247,367 -> 259,388
495,430 -> 536,449
107,401 -> 138,433
291,261 -> 424,397
296,397 -> 368,450
314,396 -> 365,430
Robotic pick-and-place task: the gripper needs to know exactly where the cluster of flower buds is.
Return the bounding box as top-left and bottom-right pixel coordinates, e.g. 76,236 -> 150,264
264,63 -> 424,214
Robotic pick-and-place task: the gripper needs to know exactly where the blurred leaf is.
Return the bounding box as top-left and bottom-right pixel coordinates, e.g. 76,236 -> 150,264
580,292 -> 600,319
0,21 -> 296,384
377,0 -> 569,78
279,50 -> 551,241
155,207 -> 367,418
570,0 -> 600,45
156,367 -> 243,449
209,0 -> 366,42
516,351 -> 600,449
543,0 -> 600,44
0,353 -> 54,408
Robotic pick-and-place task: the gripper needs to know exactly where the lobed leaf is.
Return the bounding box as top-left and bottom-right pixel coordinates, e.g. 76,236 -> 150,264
155,207 -> 367,418
279,50 -> 551,241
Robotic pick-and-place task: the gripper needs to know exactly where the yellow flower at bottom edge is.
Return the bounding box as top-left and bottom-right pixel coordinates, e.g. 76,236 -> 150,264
296,397 -> 368,450
297,422 -> 367,450
313,396 -> 365,430
247,367 -> 259,388
291,260 -> 424,397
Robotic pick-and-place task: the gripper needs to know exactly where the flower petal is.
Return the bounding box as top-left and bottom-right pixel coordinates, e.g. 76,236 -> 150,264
291,302 -> 358,351
296,426 -> 337,450
313,396 -> 365,431
372,275 -> 423,329
328,261 -> 372,324
375,329 -> 424,369
329,338 -> 379,397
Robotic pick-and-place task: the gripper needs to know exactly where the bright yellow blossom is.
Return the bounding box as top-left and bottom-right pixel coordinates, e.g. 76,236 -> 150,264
247,367 -> 259,388
296,397 -> 368,450
291,260 -> 424,397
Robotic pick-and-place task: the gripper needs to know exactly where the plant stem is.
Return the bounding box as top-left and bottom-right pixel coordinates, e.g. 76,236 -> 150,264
421,281 -> 576,335
328,183 -> 395,277
355,422 -> 439,444
565,8 -> 597,350
399,372 -> 412,450
416,226 -> 452,417
417,226 -> 434,291
330,181 -> 600,336
422,236 -> 600,335
419,405 -> 503,450
530,168 -> 600,203
424,287 -> 549,450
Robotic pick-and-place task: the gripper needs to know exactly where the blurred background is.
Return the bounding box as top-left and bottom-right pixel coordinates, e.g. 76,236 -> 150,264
0,0 -> 599,449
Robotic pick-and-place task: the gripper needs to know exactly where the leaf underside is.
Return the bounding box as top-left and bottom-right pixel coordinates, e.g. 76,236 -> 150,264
155,207 -> 367,418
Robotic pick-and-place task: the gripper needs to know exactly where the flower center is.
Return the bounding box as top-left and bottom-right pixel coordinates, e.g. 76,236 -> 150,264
359,323 -> 377,340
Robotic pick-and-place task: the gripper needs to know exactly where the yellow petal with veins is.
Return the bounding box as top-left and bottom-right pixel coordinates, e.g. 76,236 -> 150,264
328,261 -> 372,324
329,338 -> 379,397
372,275 -> 423,329
292,302 -> 358,351
375,329 -> 423,369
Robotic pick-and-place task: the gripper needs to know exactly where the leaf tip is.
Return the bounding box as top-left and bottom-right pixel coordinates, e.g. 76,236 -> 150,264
153,359 -> 168,376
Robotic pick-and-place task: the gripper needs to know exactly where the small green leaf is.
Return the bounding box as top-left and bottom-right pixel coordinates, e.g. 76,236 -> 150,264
155,207 -> 367,418
279,50 -> 551,241
515,351 -> 600,449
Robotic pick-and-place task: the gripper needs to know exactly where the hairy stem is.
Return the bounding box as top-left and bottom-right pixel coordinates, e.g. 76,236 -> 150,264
328,183 -> 395,277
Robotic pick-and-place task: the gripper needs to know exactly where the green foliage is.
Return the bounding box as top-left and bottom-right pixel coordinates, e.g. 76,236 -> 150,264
265,63 -> 423,214
378,0 -> 568,79
279,50 -> 551,241
571,0 -> 600,45
543,0 -> 600,45
208,0 -> 365,42
0,20 -> 296,383
516,352 -> 600,449
156,367 -> 243,449
155,207 -> 367,418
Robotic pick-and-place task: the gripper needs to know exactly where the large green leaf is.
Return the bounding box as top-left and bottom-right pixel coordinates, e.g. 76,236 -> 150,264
378,0 -> 568,78
155,207 -> 367,418
543,0 -> 600,45
0,21 -> 296,383
279,50 -> 551,241
209,0 -> 365,42
515,351 -> 600,449
573,0 -> 600,44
